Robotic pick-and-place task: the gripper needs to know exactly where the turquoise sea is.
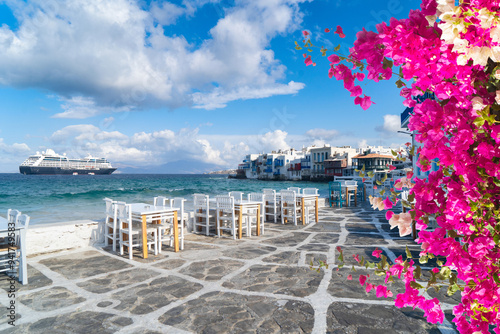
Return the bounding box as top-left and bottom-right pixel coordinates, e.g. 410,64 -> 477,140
0,173 -> 329,225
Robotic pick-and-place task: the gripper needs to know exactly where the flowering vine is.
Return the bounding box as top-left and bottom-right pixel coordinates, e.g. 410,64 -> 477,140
301,0 -> 500,332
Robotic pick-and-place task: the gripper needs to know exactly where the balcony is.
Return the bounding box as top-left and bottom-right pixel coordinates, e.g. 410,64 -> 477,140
264,167 -> 272,173
274,159 -> 284,167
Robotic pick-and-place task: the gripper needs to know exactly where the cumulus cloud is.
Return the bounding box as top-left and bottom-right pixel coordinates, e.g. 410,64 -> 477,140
0,0 -> 307,117
0,138 -> 31,154
375,114 -> 405,136
305,128 -> 340,140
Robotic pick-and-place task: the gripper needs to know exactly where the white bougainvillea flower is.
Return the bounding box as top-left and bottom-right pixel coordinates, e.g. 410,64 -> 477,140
472,96 -> 486,111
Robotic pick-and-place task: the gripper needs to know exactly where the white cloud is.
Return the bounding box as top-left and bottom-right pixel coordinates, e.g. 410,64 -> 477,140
258,130 -> 289,152
0,138 -> 31,154
305,128 -> 340,140
0,0 -> 307,118
375,114 -> 405,136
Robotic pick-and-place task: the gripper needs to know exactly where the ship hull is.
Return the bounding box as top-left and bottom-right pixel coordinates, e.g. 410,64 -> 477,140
19,166 -> 117,175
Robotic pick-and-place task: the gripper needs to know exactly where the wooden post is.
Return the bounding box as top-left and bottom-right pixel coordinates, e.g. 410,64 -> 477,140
301,197 -> 305,225
238,205 -> 243,239
256,204 -> 261,236
173,211 -> 179,252
141,215 -> 148,259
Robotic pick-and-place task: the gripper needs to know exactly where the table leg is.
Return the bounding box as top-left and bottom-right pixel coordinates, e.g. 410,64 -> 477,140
315,196 -> 319,222
354,189 -> 358,207
257,205 -> 261,236
142,215 -> 148,259
301,198 -> 305,225
173,211 -> 179,252
238,206 -> 243,239
19,228 -> 27,285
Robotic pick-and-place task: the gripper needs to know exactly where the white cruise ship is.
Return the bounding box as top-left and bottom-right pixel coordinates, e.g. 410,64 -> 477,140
19,149 -> 117,175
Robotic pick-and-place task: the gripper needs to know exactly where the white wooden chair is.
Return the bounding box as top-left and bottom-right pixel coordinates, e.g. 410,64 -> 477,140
0,211 -> 29,285
157,197 -> 186,251
246,192 -> 265,235
263,189 -> 279,223
302,188 -> 318,224
287,187 -> 301,194
117,202 -> 158,260
153,196 -> 169,206
216,196 -> 237,239
103,198 -> 119,252
281,190 -> 301,225
228,191 -> 244,201
193,194 -> 216,236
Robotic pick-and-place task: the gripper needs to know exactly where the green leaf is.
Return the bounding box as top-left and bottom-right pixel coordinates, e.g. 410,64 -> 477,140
391,149 -> 398,156
414,265 -> 421,279
405,246 -> 412,259
334,44 -> 340,51
447,283 -> 460,296
419,254 -> 428,264
295,46 -> 303,50
410,281 -> 424,289
307,48 -> 313,52
395,79 -> 406,88
382,58 -> 393,70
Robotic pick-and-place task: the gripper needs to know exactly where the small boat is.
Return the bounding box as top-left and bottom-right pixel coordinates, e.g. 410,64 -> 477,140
73,172 -> 78,175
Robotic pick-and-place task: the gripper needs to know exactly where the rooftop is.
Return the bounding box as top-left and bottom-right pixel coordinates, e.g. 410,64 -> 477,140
352,153 -> 394,159
0,204 -> 458,333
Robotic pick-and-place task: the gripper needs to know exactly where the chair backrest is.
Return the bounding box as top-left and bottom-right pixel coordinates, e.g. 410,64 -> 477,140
287,187 -> 301,194
153,196 -> 169,206
103,198 -> 115,217
330,181 -> 341,191
228,191 -> 244,201
345,180 -> 357,186
247,192 -> 263,201
171,198 -> 186,217
17,214 -> 30,229
281,190 -> 296,203
302,188 -> 318,195
7,209 -> 20,224
193,194 -> 209,208
115,201 -> 130,222
216,196 -> 234,212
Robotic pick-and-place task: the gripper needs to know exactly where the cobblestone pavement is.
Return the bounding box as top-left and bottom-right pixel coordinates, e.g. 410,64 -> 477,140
0,202 -> 459,333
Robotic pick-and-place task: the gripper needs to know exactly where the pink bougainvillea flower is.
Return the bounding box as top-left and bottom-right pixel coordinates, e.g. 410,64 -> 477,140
383,197 -> 394,210
386,210 -> 395,220
353,254 -> 360,262
334,25 -> 345,38
365,283 -> 373,293
327,54 -> 341,64
354,95 -> 374,110
347,274 -> 353,280
324,28 -> 330,33
304,55 -> 313,66
359,274 -> 367,285
389,165 -> 396,171
302,30 -> 310,37
432,267 -> 439,274
375,285 -> 393,298
406,171 -> 413,179
372,248 -> 383,258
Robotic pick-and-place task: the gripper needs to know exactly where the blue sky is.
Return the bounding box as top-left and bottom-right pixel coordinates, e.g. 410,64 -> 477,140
0,0 -> 421,173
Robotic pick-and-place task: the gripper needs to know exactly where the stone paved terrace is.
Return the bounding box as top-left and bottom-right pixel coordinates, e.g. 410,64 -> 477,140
0,202 -> 460,333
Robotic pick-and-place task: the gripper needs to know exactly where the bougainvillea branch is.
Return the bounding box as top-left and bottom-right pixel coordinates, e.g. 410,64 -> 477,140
302,0 -> 500,332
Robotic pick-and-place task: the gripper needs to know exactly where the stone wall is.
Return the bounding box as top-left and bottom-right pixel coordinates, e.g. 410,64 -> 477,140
26,220 -> 104,256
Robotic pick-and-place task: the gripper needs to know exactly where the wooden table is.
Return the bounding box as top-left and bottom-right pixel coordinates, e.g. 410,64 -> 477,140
234,200 -> 261,239
129,204 -> 180,259
0,216 -> 27,285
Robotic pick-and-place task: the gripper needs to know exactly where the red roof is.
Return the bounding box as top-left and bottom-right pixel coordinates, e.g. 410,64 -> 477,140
352,153 -> 394,159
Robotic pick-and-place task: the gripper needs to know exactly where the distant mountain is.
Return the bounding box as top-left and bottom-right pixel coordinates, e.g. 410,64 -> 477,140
114,159 -> 230,174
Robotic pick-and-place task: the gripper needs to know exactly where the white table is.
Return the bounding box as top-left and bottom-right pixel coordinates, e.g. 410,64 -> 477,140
234,200 -> 262,239
0,217 -> 27,285
341,185 -> 358,207
129,204 -> 180,258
